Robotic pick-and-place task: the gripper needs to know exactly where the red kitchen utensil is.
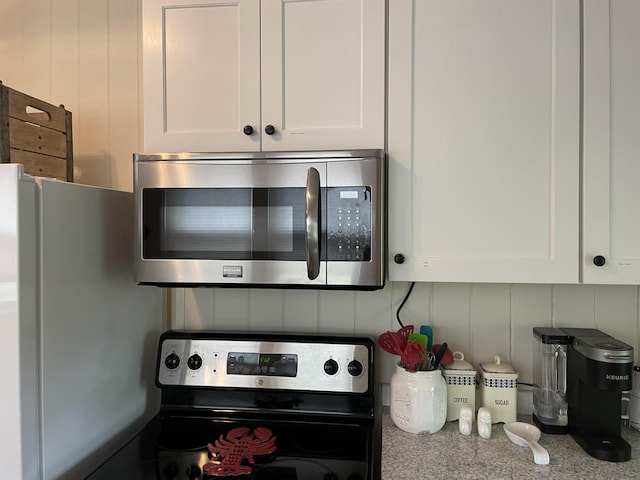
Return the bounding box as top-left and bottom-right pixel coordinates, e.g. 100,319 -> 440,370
403,341 -> 427,371
378,331 -> 405,356
432,343 -> 454,366
396,325 -> 414,348
378,325 -> 416,359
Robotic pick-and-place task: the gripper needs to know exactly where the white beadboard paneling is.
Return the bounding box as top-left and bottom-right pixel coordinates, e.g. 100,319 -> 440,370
510,284 -> 553,383
595,285 -> 639,359
50,0 -> 79,114
184,288 -> 214,329
391,282 -> 431,329
77,0 -> 110,187
355,284 -> 393,336
170,288 -> 186,330
212,288 -> 250,330
248,289 -> 284,331
0,1 -> 25,86
357,284 -> 394,386
431,283 -> 472,359
107,0 -> 141,192
0,0 -> 140,190
318,290 -> 356,333
510,284 -> 553,414
23,0 -> 51,99
377,350 -> 399,394
284,290 -> 319,332
470,284 -> 511,365
552,284 -> 597,327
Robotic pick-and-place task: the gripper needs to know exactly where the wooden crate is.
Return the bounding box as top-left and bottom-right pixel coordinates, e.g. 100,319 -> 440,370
0,81 -> 73,182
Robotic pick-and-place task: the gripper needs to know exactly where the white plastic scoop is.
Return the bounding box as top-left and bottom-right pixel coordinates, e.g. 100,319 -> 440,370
503,422 -> 550,465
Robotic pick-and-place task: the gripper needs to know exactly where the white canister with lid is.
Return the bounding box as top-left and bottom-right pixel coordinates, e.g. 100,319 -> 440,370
441,351 -> 477,421
478,354 -> 518,424
390,364 -> 447,434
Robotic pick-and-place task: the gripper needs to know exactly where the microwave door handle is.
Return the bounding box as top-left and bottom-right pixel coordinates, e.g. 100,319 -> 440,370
305,167 -> 321,280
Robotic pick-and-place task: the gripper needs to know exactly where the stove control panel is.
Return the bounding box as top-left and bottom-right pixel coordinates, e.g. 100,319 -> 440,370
157,336 -> 372,393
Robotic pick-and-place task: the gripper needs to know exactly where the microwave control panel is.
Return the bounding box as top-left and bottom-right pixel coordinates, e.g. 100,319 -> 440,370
326,187 -> 372,262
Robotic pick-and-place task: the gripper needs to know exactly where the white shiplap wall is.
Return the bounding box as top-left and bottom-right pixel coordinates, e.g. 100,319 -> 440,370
0,0 -> 140,191
2,0 -> 639,414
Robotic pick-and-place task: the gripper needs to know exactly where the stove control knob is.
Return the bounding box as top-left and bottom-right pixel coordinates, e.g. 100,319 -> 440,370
323,359 -> 339,376
187,354 -> 203,370
347,360 -> 363,377
164,353 -> 180,370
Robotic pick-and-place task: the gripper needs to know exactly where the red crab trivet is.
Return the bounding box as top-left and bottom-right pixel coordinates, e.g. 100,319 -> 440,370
203,427 -> 277,477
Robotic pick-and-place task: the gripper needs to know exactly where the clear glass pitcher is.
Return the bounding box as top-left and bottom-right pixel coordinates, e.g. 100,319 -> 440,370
532,327 -> 570,433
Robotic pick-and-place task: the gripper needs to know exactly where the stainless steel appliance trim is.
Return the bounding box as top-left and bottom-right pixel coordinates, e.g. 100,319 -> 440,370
134,149 -> 383,163
136,259 -> 327,286
134,159 -> 328,189
572,337 -> 634,364
305,167 -> 320,279
157,338 -> 370,393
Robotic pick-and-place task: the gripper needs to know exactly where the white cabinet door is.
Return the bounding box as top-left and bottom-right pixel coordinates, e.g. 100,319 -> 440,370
143,0 -> 261,152
582,0 -> 640,284
143,0 -> 384,153
260,0 -> 385,151
388,0 -> 580,283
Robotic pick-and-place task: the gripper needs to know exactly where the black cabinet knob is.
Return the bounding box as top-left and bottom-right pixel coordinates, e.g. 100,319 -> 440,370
394,253 -> 405,264
243,125 -> 253,135
265,124 -> 275,135
593,255 -> 606,267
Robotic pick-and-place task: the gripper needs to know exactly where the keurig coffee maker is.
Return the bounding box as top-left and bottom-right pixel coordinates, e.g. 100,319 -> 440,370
532,327 -> 634,462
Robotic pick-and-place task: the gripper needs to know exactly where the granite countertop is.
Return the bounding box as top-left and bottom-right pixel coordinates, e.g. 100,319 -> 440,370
381,411 -> 640,479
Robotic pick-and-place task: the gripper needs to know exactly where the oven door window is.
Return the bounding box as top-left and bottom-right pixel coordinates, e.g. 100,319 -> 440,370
142,188 -> 313,260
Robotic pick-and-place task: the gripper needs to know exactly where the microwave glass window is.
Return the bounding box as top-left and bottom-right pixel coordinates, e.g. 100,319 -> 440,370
262,206 -> 294,252
142,186 -> 371,263
164,206 -> 252,252
142,188 -> 306,260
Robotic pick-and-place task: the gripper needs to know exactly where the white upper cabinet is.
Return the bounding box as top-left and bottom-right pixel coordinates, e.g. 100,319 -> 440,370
582,0 -> 640,284
388,0 -> 581,284
142,0 -> 384,153
260,0 -> 384,151
143,0 -> 261,153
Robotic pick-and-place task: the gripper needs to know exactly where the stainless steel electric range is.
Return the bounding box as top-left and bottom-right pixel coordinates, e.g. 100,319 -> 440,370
84,331 -> 381,480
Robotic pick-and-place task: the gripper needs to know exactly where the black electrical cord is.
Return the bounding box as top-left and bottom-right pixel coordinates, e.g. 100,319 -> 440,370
395,282 -> 416,328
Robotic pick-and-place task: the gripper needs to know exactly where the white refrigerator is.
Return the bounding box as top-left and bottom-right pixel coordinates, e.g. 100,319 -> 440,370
0,164 -> 164,479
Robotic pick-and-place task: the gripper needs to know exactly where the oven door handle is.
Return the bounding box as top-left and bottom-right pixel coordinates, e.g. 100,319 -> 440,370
305,167 -> 321,280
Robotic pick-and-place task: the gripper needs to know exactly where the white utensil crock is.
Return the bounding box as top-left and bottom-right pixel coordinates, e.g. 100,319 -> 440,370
390,364 -> 447,434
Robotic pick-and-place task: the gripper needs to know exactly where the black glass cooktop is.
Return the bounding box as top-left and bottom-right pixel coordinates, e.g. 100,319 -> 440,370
84,413 -> 373,480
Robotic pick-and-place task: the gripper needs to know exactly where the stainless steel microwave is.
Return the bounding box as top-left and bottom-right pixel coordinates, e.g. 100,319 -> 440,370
133,150 -> 385,289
